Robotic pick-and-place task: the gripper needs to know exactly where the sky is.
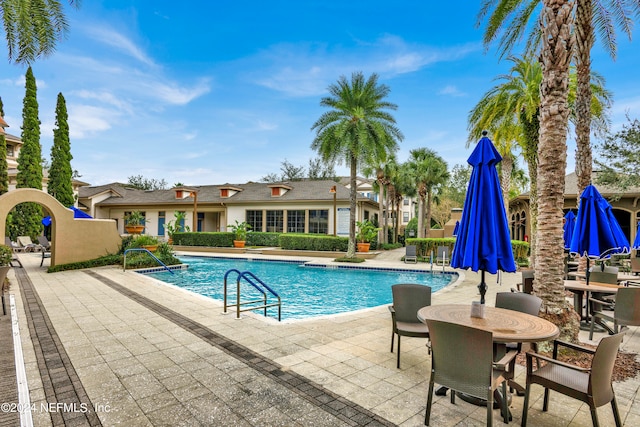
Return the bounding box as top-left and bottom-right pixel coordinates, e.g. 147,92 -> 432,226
0,1 -> 639,187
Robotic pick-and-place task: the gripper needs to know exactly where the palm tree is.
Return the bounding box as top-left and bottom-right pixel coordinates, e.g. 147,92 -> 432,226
363,153 -> 398,245
467,56 -> 611,266
311,72 -> 403,258
1,0 -> 80,64
407,148 -> 449,238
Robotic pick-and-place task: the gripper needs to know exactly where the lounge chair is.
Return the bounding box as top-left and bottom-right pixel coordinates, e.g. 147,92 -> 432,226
17,236 -> 38,252
424,319 -> 515,426
37,235 -> 51,251
5,236 -> 24,253
495,292 -> 542,395
389,284 -> 431,369
435,246 -> 450,266
589,287 -> 640,340
404,245 -> 417,264
522,332 -> 625,427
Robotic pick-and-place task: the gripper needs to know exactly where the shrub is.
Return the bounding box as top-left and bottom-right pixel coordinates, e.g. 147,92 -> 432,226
279,234 -> 348,251
334,257 -> 366,263
48,254 -> 122,273
247,232 -> 280,247
172,232 -> 234,247
0,244 -> 13,266
130,234 -> 159,248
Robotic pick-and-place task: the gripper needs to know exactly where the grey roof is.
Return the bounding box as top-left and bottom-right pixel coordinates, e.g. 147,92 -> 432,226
516,172 -> 640,199
86,180 -> 364,206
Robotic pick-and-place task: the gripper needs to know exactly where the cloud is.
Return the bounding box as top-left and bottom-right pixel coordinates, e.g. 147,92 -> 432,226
67,104 -> 121,138
438,85 -> 466,97
249,35 -> 481,97
83,25 -> 156,67
141,79 -> 211,105
0,75 -> 46,88
256,120 -> 278,131
72,90 -> 133,114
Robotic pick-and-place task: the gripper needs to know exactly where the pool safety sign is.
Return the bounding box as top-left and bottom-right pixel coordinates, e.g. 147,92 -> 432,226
337,208 -> 350,236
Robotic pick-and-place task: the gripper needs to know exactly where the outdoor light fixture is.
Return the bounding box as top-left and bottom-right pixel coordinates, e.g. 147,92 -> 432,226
330,186 -> 337,236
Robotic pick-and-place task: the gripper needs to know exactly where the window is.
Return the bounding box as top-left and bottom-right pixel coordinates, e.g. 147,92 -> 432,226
287,210 -> 305,233
309,210 -> 328,234
246,210 -> 263,232
7,145 -> 14,157
197,212 -> 204,232
403,198 -> 410,206
403,212 -> 409,223
158,211 -> 166,236
266,210 -> 284,232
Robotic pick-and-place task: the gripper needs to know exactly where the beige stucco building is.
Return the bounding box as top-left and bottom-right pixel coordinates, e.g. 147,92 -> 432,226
509,172 -> 640,246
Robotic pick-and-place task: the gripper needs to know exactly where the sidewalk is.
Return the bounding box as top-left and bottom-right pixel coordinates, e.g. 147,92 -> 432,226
2,248 -> 639,426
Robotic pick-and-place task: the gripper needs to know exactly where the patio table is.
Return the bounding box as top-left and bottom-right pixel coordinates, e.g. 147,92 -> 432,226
564,280 -> 623,324
417,304 -> 559,415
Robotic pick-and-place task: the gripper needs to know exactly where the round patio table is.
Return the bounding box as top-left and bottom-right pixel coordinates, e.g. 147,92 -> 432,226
417,304 -> 559,343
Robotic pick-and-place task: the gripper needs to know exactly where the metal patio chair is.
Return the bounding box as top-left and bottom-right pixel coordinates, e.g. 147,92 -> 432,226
589,287 -> 640,340
404,245 -> 417,264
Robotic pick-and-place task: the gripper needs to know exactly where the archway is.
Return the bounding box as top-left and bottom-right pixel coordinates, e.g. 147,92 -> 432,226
0,189 -> 121,266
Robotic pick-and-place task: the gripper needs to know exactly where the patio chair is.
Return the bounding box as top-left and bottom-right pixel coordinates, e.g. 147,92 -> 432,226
435,246 -> 450,266
389,284 -> 431,369
404,245 -> 417,264
495,292 -> 542,395
589,287 -> 640,340
521,332 -> 625,427
631,257 -> 640,275
37,235 -> 51,251
17,236 -> 38,252
5,236 -> 24,253
588,270 -> 619,312
424,319 -> 516,426
515,269 -> 534,294
1,266 -> 10,315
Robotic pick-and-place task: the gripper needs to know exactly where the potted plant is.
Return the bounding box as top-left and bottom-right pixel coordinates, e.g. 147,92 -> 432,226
228,220 -> 251,248
164,211 -> 187,244
124,211 -> 147,234
356,220 -> 381,252
133,234 -> 159,252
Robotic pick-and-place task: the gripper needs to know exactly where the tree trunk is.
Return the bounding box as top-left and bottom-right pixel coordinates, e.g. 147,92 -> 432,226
574,0 -> 594,200
521,109 -> 540,267
347,155 -> 357,258
425,191 -> 433,237
536,0 -> 580,341
417,186 -> 426,238
377,170 -> 386,245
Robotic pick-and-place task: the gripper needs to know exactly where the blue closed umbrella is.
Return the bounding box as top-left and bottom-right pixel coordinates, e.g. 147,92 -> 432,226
452,220 -> 460,237
451,132 -> 516,304
569,184 -> 629,285
633,222 -> 640,249
563,211 -> 576,249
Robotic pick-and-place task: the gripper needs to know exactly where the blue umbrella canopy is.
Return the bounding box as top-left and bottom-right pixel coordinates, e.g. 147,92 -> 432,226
634,222 -> 640,249
42,206 -> 93,226
563,210 -> 576,249
570,185 -> 628,259
451,133 -> 516,303
570,184 -> 629,285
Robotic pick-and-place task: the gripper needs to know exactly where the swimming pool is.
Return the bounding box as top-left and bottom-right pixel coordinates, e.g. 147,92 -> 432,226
147,256 -> 458,321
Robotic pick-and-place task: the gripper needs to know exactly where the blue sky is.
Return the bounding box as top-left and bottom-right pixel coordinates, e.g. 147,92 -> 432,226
1,1 -> 639,187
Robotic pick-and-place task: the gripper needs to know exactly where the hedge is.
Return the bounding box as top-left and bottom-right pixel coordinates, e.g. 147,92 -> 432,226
279,234 -> 348,251
173,232 -> 234,247
406,238 -> 530,261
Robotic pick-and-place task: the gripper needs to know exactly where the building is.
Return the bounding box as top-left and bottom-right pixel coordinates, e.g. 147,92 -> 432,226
509,172 -> 640,245
79,180 -> 380,238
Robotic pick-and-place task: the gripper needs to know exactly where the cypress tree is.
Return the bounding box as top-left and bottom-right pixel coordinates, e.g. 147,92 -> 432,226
15,66 -> 43,238
48,93 -> 74,207
0,97 -> 8,195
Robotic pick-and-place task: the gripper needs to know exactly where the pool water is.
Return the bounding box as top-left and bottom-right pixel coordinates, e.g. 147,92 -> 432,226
147,256 -> 457,321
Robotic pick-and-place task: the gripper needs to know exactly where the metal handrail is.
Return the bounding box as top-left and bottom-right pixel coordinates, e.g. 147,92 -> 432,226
123,248 -> 174,274
223,269 -> 282,321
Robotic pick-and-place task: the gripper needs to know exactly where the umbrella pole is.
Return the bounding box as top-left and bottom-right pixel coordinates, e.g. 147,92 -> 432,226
478,270 -> 487,304
586,258 -> 590,286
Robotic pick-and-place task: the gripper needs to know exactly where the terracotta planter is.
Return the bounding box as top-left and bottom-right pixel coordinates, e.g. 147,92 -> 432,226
125,225 -> 144,235
142,245 -> 158,252
167,238 -> 173,245
233,240 -> 246,248
357,242 -> 370,252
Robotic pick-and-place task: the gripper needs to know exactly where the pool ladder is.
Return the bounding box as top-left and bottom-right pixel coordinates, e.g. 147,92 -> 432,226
223,269 -> 282,321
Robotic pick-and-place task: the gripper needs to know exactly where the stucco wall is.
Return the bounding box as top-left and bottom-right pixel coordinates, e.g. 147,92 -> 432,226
0,189 -> 121,266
